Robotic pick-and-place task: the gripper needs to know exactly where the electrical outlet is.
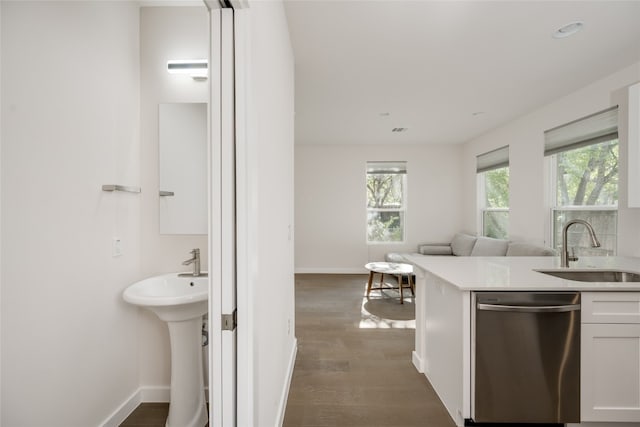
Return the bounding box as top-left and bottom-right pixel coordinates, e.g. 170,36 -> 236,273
112,238 -> 123,257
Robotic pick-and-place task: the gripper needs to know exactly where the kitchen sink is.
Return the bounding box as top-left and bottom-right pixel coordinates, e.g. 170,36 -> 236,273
535,269 -> 640,282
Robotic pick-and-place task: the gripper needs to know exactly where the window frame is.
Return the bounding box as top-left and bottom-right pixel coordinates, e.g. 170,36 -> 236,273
477,164 -> 510,240
546,143 -> 618,255
366,163 -> 407,244
550,206 -> 618,254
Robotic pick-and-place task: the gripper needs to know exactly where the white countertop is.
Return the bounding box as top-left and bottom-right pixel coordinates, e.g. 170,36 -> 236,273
404,254 -> 640,291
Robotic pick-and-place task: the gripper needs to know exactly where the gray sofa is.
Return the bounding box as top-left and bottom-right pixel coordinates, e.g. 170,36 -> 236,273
385,232 -> 555,263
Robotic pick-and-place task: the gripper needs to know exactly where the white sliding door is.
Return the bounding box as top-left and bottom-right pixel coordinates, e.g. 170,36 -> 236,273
206,4 -> 238,427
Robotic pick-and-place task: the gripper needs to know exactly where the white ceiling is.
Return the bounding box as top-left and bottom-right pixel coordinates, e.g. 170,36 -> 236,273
284,1 -> 640,145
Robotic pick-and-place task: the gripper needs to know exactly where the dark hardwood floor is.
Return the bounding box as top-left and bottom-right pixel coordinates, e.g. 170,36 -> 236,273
120,403 -> 209,427
119,403 -> 169,427
283,274 -> 456,427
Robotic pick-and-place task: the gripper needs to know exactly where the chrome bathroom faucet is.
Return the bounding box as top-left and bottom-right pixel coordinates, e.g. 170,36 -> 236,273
182,248 -> 201,276
561,219 -> 601,268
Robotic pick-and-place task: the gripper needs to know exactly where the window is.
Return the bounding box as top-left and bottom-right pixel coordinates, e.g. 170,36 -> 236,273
477,146 -> 509,239
366,161 -> 406,243
545,107 -> 618,255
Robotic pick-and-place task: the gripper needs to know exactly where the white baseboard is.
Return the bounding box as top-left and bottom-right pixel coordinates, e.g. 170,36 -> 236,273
140,385 -> 171,402
99,388 -> 143,427
412,350 -> 424,373
99,385 -> 174,427
295,267 -> 368,274
276,338 -> 298,427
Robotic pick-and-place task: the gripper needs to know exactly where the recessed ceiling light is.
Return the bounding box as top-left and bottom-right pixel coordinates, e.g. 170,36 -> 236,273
553,21 -> 585,39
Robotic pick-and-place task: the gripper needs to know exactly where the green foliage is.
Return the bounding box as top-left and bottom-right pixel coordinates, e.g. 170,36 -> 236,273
366,173 -> 404,242
552,139 -> 619,255
484,167 -> 509,208
367,174 -> 403,208
483,210 -> 509,240
482,167 -> 509,239
367,212 -> 403,242
556,140 -> 618,206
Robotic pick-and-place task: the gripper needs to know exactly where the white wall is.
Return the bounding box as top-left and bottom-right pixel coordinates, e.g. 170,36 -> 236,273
295,144 -> 464,272
139,5 -> 209,391
0,3 -> 3,421
242,1 -> 296,424
460,61 -> 640,255
1,2 -> 141,425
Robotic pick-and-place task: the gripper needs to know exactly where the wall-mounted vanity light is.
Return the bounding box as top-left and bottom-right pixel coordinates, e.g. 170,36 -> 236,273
167,59 -> 208,81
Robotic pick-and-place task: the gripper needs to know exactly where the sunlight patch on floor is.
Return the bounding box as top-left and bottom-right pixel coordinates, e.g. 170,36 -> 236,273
359,285 -> 416,329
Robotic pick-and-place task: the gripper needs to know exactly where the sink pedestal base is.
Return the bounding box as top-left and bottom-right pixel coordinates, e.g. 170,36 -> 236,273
166,316 -> 207,427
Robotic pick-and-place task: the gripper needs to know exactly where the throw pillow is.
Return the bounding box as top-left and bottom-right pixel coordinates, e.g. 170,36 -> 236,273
471,236 -> 509,256
450,233 -> 477,256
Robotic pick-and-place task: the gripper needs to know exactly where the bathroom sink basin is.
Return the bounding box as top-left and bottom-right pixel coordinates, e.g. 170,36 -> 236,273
123,273 -> 208,321
535,269 -> 640,283
123,272 -> 209,427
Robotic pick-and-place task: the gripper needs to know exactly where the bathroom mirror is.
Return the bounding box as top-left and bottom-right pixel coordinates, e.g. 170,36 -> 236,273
159,102 -> 207,235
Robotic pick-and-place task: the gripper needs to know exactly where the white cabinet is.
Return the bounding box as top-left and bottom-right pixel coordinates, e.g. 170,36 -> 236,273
582,292 -> 640,422
628,82 -> 640,207
413,269 -> 471,427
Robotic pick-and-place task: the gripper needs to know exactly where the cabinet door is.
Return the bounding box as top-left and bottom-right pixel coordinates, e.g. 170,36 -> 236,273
582,323 -> 640,422
582,292 -> 640,324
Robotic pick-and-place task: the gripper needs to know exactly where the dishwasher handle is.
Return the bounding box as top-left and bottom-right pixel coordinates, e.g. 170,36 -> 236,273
477,303 -> 581,313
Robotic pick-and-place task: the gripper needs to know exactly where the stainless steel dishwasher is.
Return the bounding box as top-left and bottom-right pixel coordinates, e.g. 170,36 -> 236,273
473,292 -> 581,424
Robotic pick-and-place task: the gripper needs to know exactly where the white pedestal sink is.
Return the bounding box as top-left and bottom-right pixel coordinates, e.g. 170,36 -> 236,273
123,273 -> 208,427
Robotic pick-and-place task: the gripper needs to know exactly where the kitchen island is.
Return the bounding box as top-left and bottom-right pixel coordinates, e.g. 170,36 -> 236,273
404,254 -> 640,427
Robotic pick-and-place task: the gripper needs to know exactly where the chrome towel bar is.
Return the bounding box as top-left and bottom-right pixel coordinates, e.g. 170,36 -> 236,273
102,184 -> 141,193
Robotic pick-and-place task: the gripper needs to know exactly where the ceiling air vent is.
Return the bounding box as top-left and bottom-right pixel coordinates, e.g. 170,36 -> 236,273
392,127 -> 408,133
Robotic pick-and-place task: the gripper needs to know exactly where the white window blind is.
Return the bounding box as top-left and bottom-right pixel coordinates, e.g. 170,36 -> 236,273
476,145 -> 509,173
544,106 -> 618,156
366,161 -> 407,175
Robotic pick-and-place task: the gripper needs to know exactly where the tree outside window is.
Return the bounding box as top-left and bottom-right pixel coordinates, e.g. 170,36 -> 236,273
477,145 -> 510,240
366,162 -> 406,243
556,140 -> 618,206
552,139 -> 618,255
482,167 -> 509,239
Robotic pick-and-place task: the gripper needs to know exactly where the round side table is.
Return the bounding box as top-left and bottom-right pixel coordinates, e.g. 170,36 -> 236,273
364,262 -> 415,304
